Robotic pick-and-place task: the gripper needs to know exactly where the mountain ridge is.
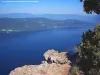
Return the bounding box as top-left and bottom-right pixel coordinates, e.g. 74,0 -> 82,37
0,13 -> 100,23
0,17 -> 94,31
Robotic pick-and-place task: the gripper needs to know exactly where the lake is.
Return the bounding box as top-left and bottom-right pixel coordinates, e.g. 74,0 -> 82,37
0,28 -> 92,75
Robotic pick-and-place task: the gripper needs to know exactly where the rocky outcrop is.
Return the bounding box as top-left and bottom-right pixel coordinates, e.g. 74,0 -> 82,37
9,49 -> 71,75
44,49 -> 71,64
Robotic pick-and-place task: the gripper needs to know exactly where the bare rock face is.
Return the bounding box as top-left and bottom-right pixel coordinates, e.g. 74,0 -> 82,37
44,49 -> 71,64
9,49 -> 71,75
10,63 -> 71,75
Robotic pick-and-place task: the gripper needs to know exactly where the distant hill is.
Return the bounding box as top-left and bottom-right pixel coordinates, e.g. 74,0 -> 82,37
0,13 -> 100,24
0,18 -> 94,31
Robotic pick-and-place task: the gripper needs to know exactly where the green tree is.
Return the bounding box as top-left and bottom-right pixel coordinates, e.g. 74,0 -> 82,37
76,0 -> 100,75
76,25 -> 100,75
80,0 -> 100,14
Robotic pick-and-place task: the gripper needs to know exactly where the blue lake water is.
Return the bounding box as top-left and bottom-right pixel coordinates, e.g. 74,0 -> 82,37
0,28 -> 92,75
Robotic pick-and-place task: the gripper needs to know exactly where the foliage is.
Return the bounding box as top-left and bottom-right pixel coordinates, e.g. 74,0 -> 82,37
76,25 -> 100,75
80,0 -> 100,14
70,65 -> 79,75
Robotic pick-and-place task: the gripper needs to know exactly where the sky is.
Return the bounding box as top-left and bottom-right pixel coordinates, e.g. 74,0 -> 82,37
0,0 -> 85,14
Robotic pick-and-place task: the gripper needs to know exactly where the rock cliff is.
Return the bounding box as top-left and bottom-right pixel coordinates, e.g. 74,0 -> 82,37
9,49 -> 71,75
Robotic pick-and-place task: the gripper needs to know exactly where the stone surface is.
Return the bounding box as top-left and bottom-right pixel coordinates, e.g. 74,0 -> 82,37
44,49 -> 70,64
10,63 -> 71,75
9,50 -> 71,75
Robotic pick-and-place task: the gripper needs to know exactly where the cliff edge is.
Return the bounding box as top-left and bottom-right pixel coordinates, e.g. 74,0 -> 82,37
9,49 -> 71,75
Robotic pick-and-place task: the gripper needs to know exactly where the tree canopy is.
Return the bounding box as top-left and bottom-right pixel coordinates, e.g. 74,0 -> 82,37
80,0 -> 100,14
76,25 -> 100,75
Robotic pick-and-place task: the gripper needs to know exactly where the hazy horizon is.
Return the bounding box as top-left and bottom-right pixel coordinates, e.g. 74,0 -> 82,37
0,13 -> 97,16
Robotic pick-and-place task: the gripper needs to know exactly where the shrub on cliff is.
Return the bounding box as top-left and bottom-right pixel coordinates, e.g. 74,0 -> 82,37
70,65 -> 79,75
76,25 -> 100,75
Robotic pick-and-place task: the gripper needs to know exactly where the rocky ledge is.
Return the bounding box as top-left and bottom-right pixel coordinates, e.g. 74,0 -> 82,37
9,49 -> 71,75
